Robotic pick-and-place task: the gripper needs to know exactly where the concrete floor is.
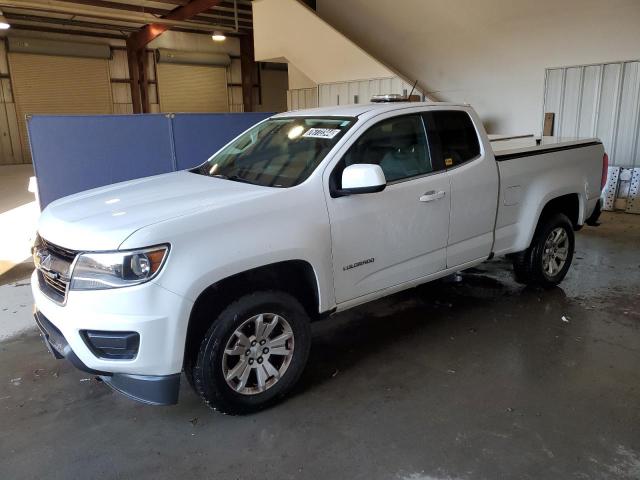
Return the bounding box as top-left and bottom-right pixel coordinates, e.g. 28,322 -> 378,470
1,212 -> 639,480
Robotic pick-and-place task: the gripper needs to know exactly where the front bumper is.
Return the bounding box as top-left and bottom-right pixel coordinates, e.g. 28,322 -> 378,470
35,310 -> 180,405
31,270 -> 194,405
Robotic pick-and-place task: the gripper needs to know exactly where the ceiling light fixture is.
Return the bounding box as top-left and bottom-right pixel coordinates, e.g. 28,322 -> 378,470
211,31 -> 226,42
0,11 -> 10,30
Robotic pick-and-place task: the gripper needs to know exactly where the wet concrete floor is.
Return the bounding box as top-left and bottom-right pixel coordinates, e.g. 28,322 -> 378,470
1,212 -> 639,479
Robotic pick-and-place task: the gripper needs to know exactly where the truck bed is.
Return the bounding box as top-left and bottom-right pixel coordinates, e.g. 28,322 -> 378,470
489,135 -> 604,256
490,135 -> 601,160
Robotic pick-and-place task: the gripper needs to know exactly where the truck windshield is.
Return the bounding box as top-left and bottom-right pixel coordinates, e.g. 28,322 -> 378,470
195,117 -> 355,188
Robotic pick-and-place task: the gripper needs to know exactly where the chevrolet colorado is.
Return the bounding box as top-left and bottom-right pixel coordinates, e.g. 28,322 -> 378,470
32,101 -> 607,414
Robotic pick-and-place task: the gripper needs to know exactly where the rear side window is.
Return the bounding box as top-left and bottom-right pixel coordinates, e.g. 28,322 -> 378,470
423,111 -> 481,168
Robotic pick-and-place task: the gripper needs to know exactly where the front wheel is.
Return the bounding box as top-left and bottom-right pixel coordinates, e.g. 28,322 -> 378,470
512,213 -> 575,288
191,291 -> 311,415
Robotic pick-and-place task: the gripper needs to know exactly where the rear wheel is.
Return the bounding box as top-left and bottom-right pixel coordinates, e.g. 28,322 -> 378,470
512,213 -> 575,288
191,291 -> 311,415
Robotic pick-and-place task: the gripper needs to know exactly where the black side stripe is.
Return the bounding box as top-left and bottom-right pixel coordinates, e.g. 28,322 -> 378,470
495,141 -> 603,161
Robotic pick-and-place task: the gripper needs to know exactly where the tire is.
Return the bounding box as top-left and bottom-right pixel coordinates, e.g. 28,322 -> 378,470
191,291 -> 311,415
512,213 -> 575,288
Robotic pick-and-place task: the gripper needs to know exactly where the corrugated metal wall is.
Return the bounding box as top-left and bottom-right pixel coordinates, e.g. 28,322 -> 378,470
10,53 -> 114,162
287,76 -> 423,111
157,63 -> 228,113
319,76 -> 422,107
109,48 -> 243,114
543,61 -> 640,168
287,87 -> 318,110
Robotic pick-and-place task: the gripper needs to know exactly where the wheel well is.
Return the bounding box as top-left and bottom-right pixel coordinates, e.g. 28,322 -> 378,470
183,260 -> 320,370
539,193 -> 580,229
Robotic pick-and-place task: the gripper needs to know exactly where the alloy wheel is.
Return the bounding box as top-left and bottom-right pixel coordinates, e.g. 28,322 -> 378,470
222,313 -> 295,395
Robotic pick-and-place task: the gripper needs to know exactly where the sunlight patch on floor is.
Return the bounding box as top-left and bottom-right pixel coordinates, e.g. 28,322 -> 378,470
0,200 -> 39,276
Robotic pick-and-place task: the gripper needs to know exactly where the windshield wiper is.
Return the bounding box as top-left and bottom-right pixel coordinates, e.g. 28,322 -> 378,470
211,174 -> 261,186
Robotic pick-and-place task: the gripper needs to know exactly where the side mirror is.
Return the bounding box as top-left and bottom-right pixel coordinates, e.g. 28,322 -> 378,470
339,164 -> 386,195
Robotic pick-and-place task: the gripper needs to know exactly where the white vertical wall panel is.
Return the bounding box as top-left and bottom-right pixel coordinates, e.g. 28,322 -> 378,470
544,61 -> 640,168
596,64 -> 621,154
558,67 -> 581,137
288,76 -> 423,112
577,65 -> 600,138
543,69 -> 564,121
317,76 -> 424,108
304,88 -> 318,109
287,87 -> 318,111
615,63 -> 640,167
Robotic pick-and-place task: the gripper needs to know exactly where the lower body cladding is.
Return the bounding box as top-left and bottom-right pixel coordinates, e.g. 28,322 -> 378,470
31,271 -> 193,405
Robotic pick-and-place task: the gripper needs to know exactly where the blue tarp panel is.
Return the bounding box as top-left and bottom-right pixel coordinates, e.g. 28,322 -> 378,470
28,112 -> 271,209
172,113 -> 270,170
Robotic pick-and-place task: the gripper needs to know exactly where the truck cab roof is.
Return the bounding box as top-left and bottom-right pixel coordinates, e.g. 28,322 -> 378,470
272,101 -> 470,121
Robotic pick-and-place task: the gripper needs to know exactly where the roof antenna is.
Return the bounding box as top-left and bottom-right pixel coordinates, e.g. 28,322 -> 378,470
407,80 -> 418,100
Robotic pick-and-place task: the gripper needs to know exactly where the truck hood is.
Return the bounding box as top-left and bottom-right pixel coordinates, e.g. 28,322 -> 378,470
38,171 -> 275,251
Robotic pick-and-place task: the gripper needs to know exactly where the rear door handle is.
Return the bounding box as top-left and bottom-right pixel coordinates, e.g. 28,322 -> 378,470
419,190 -> 446,202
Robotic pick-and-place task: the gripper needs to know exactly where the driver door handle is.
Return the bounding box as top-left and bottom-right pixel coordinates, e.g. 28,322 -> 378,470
419,190 -> 446,202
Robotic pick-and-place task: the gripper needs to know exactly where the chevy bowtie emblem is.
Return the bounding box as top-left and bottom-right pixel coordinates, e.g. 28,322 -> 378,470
37,250 -> 53,272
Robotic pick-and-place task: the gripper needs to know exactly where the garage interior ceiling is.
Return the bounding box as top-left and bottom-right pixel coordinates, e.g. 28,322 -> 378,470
0,0 -> 253,39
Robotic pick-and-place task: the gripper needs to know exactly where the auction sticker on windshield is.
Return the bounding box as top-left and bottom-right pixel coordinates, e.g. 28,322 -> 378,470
303,128 -> 342,139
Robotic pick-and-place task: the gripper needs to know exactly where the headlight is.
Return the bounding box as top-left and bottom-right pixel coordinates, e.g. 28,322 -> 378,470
70,245 -> 169,290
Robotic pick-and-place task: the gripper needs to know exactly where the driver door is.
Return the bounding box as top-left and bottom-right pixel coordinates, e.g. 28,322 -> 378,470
324,113 -> 451,304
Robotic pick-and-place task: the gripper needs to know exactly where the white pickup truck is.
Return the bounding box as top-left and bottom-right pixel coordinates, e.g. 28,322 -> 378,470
32,101 -> 607,414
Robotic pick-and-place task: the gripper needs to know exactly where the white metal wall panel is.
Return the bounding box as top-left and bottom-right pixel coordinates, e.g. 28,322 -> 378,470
597,64 -> 621,153
557,67 -> 581,137
614,63 -> 640,166
290,76 -> 422,111
336,83 -> 348,105
576,65 -> 600,138
543,69 -> 564,121
287,87 -> 317,110
317,76 -> 424,108
544,61 -> 640,169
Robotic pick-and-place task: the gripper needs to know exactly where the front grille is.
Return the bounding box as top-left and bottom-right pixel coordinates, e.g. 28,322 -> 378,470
41,239 -> 77,263
34,236 -> 78,304
37,270 -> 68,304
43,271 -> 67,295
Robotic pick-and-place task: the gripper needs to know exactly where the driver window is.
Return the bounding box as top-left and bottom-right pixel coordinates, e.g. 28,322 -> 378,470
342,114 -> 432,183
